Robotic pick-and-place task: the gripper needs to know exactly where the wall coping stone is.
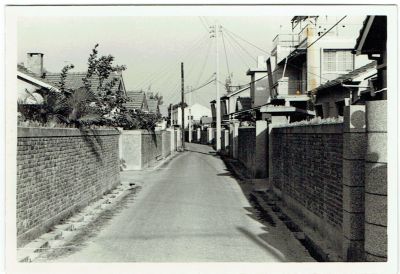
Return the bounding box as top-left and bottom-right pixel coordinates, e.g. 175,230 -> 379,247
271,123 -> 343,134
18,127 -> 120,138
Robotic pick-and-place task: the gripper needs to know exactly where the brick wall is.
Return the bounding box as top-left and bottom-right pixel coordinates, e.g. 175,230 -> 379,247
17,127 -> 120,246
271,124 -> 344,255
238,127 -> 256,176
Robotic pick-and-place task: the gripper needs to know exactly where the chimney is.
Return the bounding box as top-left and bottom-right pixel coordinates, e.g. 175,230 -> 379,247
26,53 -> 44,76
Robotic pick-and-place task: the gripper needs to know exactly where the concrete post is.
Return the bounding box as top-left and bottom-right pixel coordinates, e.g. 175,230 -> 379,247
176,128 -> 181,150
224,129 -> 229,151
255,120 -> 268,178
207,127 -> 213,144
188,128 -> 192,143
197,128 -> 201,143
342,105 -> 366,261
364,100 -> 387,262
231,121 -> 239,159
167,128 -> 175,154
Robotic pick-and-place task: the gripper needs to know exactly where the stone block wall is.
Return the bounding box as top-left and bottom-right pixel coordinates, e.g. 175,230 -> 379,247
238,127 -> 256,176
271,124 -> 344,256
17,127 -> 120,246
364,100 -> 387,261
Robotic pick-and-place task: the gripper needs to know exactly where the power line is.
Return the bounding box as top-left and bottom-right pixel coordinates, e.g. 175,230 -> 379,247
223,30 -> 257,63
136,33 -> 209,90
222,27 -> 269,54
222,28 -> 252,68
198,17 -> 210,33
195,38 -> 213,87
185,74 -> 216,94
307,16 -> 347,49
155,34 -> 211,99
221,31 -> 231,77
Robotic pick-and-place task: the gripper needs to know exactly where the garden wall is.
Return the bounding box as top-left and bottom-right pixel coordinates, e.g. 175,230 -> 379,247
17,127 -> 120,247
162,130 -> 171,158
270,123 -> 345,257
237,127 -> 256,176
120,129 -> 175,170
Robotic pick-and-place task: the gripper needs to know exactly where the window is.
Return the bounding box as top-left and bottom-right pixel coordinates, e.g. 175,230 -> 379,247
323,49 -> 354,72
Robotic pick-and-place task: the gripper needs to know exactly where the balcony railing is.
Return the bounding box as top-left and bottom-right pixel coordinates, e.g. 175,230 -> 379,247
275,77 -> 307,96
272,33 -> 300,49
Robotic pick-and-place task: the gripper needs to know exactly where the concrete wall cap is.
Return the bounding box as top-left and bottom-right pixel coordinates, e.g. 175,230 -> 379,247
18,127 -> 120,138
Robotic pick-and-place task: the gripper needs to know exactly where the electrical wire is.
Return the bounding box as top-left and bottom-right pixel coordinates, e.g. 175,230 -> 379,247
195,38 -> 213,87
222,26 -> 269,54
198,17 -> 210,34
221,31 -> 231,78
222,28 -> 252,69
223,30 -> 257,63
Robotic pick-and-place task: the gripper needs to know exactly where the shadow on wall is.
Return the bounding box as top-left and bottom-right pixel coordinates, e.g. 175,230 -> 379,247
79,127 -> 105,164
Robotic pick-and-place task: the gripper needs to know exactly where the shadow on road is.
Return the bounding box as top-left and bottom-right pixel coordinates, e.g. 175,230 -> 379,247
236,226 -> 286,262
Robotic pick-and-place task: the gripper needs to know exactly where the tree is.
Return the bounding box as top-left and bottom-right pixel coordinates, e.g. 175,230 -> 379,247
82,44 -> 127,117
59,64 -> 75,95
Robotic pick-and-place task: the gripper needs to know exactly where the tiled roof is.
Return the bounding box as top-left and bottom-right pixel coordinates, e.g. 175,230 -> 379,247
236,97 -> 252,111
17,64 -> 124,94
354,16 -> 372,53
147,98 -> 159,114
124,91 -> 145,111
314,61 -> 376,93
44,72 -> 123,94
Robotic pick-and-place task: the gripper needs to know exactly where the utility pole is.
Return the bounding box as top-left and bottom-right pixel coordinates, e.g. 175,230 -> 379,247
215,23 -> 221,151
188,86 -> 192,143
181,62 -> 185,150
169,103 -> 173,127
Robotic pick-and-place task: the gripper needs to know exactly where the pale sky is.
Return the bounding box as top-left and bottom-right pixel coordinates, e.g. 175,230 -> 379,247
17,16 -> 365,106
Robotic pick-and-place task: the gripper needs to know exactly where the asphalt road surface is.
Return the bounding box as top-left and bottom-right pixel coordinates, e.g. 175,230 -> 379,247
51,143 -> 313,262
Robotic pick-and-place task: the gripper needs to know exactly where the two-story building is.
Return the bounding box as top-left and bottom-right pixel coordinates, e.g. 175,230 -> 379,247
172,103 -> 211,128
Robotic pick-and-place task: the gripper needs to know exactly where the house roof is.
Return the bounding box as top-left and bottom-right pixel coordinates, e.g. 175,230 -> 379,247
17,64 -> 125,95
236,97 -> 252,111
147,98 -> 159,114
353,16 -> 387,55
313,62 -> 376,94
44,72 -> 124,94
17,64 -> 58,89
124,90 -> 146,111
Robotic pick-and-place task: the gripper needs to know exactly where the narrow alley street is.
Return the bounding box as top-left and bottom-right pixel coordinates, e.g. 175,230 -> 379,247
41,143 -> 314,262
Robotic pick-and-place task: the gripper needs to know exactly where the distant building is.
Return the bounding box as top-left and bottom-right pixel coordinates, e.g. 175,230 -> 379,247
172,103 -> 211,128
200,116 -> 213,129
